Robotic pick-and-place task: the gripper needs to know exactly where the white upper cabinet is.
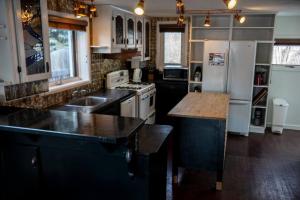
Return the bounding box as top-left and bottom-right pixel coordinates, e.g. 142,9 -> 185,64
0,0 -> 51,85
135,17 -> 143,51
125,15 -> 136,49
92,5 -> 150,57
112,11 -> 126,49
143,18 -> 151,61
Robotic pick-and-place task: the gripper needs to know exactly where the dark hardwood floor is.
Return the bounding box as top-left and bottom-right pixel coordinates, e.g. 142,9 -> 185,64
167,129 -> 300,200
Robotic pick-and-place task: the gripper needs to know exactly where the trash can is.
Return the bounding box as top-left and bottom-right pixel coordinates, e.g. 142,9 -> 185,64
272,98 -> 289,134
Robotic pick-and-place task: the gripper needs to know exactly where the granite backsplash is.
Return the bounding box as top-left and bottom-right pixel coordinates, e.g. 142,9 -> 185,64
0,55 -> 123,109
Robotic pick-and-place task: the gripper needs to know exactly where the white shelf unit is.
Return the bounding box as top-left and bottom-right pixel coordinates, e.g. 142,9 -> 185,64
188,14 -> 275,133
250,41 -> 274,134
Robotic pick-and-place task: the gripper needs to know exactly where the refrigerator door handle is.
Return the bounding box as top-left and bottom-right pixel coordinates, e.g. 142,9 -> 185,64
226,48 -> 231,93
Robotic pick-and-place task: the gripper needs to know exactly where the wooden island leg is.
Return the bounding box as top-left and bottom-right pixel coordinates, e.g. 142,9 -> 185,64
216,170 -> 223,191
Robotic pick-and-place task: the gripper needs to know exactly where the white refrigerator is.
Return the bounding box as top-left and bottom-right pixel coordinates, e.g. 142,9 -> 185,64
203,41 -> 256,136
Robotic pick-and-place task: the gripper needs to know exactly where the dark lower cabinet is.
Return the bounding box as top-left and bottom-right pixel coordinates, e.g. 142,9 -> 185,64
0,127 -> 170,200
155,80 -> 188,125
0,144 -> 41,200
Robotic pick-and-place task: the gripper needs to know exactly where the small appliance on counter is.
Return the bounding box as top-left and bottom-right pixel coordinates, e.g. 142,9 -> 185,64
131,56 -> 143,83
133,68 -> 142,83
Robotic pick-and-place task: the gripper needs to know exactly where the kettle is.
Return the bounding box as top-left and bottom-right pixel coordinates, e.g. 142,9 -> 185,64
133,68 -> 142,83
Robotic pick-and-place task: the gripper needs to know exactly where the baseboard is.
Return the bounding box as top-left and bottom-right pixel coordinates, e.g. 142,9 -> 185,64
267,122 -> 300,131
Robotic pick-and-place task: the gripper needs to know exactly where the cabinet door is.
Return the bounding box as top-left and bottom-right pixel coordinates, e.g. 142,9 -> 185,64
113,12 -> 126,48
0,0 -> 19,84
1,144 -> 40,199
126,15 -> 135,49
136,18 -> 143,49
143,19 -> 151,60
13,0 -> 51,83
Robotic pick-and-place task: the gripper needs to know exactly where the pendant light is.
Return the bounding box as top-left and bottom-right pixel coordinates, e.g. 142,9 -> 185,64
235,14 -> 246,24
135,0 -> 145,16
223,0 -> 237,9
176,0 -> 184,14
177,14 -> 185,26
204,15 -> 211,27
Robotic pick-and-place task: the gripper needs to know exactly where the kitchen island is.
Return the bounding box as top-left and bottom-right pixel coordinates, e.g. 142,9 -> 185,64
0,107 -> 172,200
168,92 -> 230,190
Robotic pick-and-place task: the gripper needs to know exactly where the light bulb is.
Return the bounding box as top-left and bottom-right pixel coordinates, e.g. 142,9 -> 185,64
235,14 -> 246,24
239,16 -> 246,23
135,0 -> 144,16
224,0 -> 237,9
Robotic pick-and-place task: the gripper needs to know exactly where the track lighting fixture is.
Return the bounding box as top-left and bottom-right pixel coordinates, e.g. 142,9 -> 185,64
176,0 -> 185,26
204,15 -> 211,27
177,14 -> 185,26
176,0 -> 184,14
74,0 -> 97,19
223,0 -> 237,9
134,0 -> 145,16
235,13 -> 246,23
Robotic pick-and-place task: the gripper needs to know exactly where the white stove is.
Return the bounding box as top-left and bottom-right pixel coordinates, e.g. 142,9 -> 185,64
106,70 -> 156,124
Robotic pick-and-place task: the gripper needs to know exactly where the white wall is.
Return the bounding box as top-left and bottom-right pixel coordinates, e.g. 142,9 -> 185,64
274,16 -> 300,38
267,66 -> 300,130
267,16 -> 300,130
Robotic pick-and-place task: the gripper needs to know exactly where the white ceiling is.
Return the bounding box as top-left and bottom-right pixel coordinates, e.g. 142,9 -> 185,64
94,0 -> 300,16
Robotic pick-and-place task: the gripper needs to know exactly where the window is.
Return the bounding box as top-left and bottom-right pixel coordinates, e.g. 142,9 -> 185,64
47,14 -> 90,90
272,45 -> 300,65
156,22 -> 187,71
272,39 -> 300,65
49,28 -> 78,84
164,32 -> 182,65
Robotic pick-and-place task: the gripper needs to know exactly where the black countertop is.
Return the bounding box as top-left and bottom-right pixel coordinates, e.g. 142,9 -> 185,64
52,89 -> 136,112
138,125 -> 173,155
0,107 -> 144,144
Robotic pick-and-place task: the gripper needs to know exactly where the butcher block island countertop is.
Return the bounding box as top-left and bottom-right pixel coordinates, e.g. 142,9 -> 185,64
168,92 -> 230,120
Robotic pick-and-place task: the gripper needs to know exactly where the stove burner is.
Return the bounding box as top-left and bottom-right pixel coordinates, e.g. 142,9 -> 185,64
130,81 -> 151,85
116,86 -> 142,90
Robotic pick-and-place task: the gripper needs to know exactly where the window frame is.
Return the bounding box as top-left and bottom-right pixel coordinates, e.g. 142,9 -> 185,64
156,21 -> 188,71
47,11 -> 91,92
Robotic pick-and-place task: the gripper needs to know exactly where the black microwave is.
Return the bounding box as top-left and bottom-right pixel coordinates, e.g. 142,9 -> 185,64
163,66 -> 188,81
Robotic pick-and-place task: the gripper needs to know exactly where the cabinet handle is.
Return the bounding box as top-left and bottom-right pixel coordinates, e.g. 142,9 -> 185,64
127,39 -> 129,44
46,62 -> 50,72
136,39 -> 139,45
31,156 -> 38,168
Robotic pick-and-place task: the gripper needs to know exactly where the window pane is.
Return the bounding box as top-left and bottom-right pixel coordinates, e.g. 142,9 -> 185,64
49,28 -> 76,82
272,45 -> 300,65
164,32 -> 182,64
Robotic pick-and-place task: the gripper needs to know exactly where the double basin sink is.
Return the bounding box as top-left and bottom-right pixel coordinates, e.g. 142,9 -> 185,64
66,96 -> 112,113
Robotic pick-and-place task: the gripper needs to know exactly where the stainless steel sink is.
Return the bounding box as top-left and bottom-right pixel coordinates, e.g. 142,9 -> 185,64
66,96 -> 112,113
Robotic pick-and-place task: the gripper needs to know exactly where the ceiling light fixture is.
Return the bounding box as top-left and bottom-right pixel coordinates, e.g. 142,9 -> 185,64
204,15 -> 211,27
177,14 -> 185,26
176,0 -> 184,14
176,0 -> 185,26
74,0 -> 97,19
235,13 -> 246,23
223,0 -> 237,9
134,0 -> 145,16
